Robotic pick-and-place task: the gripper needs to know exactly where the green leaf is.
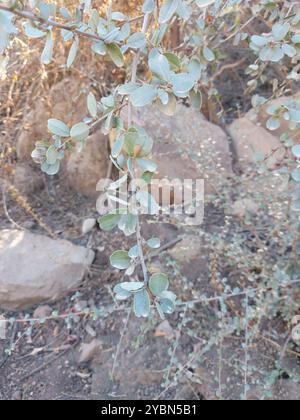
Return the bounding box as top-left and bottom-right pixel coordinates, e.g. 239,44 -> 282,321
104,28 -> 121,44
291,170 -> 300,182
113,284 -> 131,300
111,135 -> 124,158
134,289 -> 151,318
292,199 -> 300,212
67,38 -> 78,68
196,0 -> 216,7
160,298 -> 175,314
87,92 -> 98,118
292,34 -> 300,44
157,93 -> 177,116
46,145 -> 59,165
136,158 -> 158,173
149,49 -> 171,81
159,290 -> 177,302
106,43 -> 124,67
92,41 -> 107,55
118,82 -> 139,95
158,89 -> 169,105
260,45 -> 284,62
112,12 -> 127,22
155,302 -> 166,320
136,191 -> 160,215
48,119 -> 70,137
70,122 -> 90,142
98,213 -> 122,231
61,29 -> 73,42
149,273 -> 169,296
159,0 -> 180,24
171,73 -> 195,96
24,22 -> 46,39
41,30 -> 54,65
188,57 -> 202,81
130,84 -> 157,107
143,0 -> 155,12
127,32 -> 147,49
292,145 -> 300,158
266,117 -> 281,131
177,0 -> 192,20
282,43 -> 297,58
287,107 -> 300,123
272,23 -> 290,41
60,7 -> 72,20
124,130 -> 138,156
251,35 -> 268,47
203,46 -> 215,62
190,90 -> 202,109
110,250 -> 131,270
120,282 -> 144,292
124,129 -> 154,157
41,160 -> 60,176
164,52 -> 181,71
141,171 -> 154,184
147,237 -> 161,249
128,245 -> 139,259
118,214 -> 138,236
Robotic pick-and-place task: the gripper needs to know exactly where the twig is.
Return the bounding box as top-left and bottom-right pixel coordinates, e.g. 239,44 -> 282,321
127,11 -> 151,286
144,235 -> 183,262
1,181 -> 25,231
0,4 -> 107,43
111,310 -> 131,379
219,15 -> 256,45
179,279 -> 300,307
19,343 -> 75,382
244,293 -> 249,400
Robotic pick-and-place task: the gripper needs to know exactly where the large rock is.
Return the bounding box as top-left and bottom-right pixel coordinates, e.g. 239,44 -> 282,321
16,77 -> 109,197
227,117 -> 285,170
66,131 -> 109,197
125,104 -> 233,196
246,93 -> 300,142
0,229 -> 95,311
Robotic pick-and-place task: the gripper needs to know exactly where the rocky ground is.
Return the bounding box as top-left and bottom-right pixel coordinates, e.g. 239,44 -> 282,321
1,72 -> 300,400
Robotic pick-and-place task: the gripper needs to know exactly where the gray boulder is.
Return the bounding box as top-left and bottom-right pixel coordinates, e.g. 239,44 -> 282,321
0,229 -> 95,311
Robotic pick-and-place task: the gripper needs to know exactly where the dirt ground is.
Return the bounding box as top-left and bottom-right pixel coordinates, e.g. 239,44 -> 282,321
0,175 -> 299,401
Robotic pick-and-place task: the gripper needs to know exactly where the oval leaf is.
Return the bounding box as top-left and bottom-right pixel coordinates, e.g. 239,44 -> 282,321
149,273 -> 169,296
110,250 -> 131,270
134,289 -> 150,318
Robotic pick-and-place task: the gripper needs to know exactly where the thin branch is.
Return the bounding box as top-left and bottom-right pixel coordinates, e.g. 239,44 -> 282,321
111,310 -> 131,379
127,12 -> 151,285
0,4 -> 104,42
0,5 -> 145,44
244,293 -> 249,400
179,279 -> 300,307
1,181 -> 25,231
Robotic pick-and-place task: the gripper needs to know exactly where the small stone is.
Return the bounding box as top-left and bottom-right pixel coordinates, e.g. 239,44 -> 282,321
11,391 -> 22,401
85,324 -> 97,338
33,305 -> 52,320
78,339 -> 103,364
168,235 -> 202,264
0,317 -> 7,340
154,320 -> 174,341
82,218 -> 96,235
231,199 -> 259,219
